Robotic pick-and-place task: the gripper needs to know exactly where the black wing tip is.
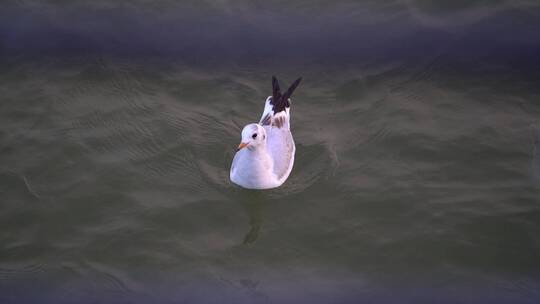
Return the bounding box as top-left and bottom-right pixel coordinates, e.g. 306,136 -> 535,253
270,76 -> 302,113
272,76 -> 281,105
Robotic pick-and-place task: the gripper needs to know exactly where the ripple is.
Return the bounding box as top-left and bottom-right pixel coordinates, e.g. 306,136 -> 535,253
532,124 -> 540,181
0,171 -> 42,201
85,261 -> 134,294
0,264 -> 44,281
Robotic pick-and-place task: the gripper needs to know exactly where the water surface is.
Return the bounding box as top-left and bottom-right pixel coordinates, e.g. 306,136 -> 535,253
1,1 -> 540,303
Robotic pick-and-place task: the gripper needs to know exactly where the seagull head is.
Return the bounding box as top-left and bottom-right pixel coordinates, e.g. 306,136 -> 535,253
237,123 -> 266,151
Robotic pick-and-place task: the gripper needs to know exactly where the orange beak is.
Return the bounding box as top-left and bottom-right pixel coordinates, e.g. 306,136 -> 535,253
237,142 -> 249,151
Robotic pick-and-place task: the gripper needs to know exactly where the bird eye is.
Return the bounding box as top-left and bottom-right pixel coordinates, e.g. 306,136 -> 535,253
252,133 -> 257,139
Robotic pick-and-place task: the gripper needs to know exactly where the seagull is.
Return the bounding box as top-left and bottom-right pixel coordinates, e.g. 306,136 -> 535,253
230,76 -> 302,189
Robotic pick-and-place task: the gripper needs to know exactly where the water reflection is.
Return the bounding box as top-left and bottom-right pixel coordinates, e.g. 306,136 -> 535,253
238,192 -> 267,244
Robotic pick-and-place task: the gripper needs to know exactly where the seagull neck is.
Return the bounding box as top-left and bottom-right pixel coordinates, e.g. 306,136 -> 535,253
247,142 -> 265,152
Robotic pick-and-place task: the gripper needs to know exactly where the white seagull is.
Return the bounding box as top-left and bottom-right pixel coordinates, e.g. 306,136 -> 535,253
230,76 -> 302,189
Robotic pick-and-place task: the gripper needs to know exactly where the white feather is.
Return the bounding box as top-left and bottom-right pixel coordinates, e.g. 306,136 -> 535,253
230,96 -> 296,189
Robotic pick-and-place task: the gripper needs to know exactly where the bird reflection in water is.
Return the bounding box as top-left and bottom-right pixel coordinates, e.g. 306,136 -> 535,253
239,192 -> 268,244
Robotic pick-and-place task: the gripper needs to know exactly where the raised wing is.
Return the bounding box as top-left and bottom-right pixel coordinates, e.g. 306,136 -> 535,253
259,76 -> 301,130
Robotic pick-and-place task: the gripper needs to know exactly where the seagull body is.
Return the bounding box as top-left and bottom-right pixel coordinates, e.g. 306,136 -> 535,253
230,76 -> 302,189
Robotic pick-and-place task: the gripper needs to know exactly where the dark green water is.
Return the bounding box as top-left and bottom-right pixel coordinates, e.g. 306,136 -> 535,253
1,1 -> 540,303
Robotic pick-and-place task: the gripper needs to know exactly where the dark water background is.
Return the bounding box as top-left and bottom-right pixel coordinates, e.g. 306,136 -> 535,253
1,1 -> 540,303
